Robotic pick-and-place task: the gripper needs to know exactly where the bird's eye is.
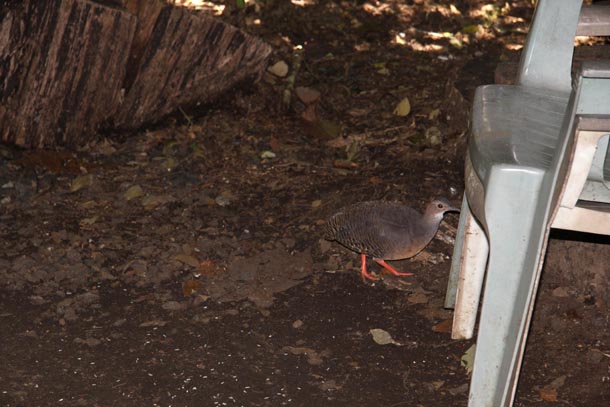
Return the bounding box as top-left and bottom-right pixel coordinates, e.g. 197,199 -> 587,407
437,203 -> 444,209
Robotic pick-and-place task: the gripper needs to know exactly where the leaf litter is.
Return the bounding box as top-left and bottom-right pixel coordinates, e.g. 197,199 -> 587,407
0,1 -> 606,406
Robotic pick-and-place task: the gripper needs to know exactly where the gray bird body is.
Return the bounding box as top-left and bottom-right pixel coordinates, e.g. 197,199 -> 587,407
326,199 -> 457,261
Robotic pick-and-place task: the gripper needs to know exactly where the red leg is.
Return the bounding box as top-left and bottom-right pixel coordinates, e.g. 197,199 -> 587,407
375,259 -> 414,277
360,253 -> 378,280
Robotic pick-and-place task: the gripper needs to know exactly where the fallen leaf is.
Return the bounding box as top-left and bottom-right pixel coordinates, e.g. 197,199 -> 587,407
139,320 -> 168,327
539,387 -> 558,402
123,185 -> 144,201
370,328 -> 402,346
461,344 -> 476,375
461,24 -> 479,34
162,157 -> 176,171
311,199 -> 322,208
79,216 -> 98,227
549,375 -> 567,389
183,280 -> 202,296
162,301 -> 185,311
70,174 -> 93,192
345,139 -> 360,161
268,60 -> 289,77
174,254 -> 200,268
141,194 -> 174,210
261,150 -> 276,159
282,346 -> 324,365
537,375 -> 567,401
300,103 -> 318,122
79,200 -> 96,209
191,144 -> 206,159
319,379 -> 341,391
295,86 -> 321,104
333,159 -> 358,169
269,137 -> 282,151
428,108 -> 441,120
432,318 -> 453,333
318,119 -> 342,138
318,239 -> 332,253
347,108 -> 369,117
552,287 -> 570,297
198,259 -> 218,276
432,380 -> 445,390
407,291 -> 429,304
448,383 -> 469,396
373,62 -> 389,75
393,96 -> 411,117
326,137 -> 350,148
425,126 -> 442,145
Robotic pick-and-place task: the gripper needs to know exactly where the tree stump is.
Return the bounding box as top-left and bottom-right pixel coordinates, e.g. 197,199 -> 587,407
0,0 -> 272,148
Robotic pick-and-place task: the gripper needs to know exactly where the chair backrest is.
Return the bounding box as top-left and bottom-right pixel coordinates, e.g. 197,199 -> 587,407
549,61 -> 610,216
517,0 -> 583,93
576,62 -> 610,199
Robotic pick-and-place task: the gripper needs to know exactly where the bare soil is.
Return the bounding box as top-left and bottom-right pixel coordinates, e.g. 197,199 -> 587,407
0,1 -> 608,406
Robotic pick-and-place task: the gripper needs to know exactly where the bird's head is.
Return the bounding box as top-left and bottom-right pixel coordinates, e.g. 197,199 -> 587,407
425,198 -> 460,222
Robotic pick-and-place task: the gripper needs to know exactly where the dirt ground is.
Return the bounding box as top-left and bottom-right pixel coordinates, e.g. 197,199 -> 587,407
0,0 -> 608,406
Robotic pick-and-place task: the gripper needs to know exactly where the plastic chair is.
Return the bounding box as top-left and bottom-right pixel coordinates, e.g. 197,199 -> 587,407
443,0 -> 610,406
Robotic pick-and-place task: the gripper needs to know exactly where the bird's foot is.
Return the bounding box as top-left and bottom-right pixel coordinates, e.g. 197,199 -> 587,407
361,253 -> 378,281
375,259 -> 414,277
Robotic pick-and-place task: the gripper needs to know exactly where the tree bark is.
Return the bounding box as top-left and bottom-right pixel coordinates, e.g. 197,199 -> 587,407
0,0 -> 272,148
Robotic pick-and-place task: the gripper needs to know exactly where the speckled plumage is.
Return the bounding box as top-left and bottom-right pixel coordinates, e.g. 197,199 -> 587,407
325,198 -> 458,280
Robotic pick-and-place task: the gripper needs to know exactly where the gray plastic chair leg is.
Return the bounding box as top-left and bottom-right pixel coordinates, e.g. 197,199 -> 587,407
468,169 -> 549,407
444,195 -> 469,309
449,194 -> 489,340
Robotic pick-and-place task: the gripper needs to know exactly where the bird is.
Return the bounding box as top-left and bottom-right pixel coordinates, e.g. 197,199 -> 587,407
325,198 -> 459,280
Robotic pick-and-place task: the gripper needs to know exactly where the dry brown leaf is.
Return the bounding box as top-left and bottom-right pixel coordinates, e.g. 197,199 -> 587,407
552,287 -> 570,297
300,104 -> 318,122
183,280 -> 202,296
333,159 -> 358,169
347,108 -> 369,117
407,292 -> 429,304
139,320 -> 168,327
326,136 -> 355,148
539,387 -> 558,402
432,318 -> 453,333
198,259 -> 219,276
174,254 -> 200,268
268,60 -> 289,77
70,174 -> 93,192
370,328 -> 402,346
295,86 -> 321,104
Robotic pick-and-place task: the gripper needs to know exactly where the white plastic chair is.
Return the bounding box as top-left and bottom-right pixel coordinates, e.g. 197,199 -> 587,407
443,1 -> 610,406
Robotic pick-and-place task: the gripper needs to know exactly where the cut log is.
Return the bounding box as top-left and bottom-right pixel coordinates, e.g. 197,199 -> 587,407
0,0 -> 137,147
114,4 -> 272,129
0,0 -> 272,148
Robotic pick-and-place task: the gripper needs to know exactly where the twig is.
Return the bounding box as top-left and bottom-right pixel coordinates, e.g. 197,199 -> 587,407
282,45 -> 304,109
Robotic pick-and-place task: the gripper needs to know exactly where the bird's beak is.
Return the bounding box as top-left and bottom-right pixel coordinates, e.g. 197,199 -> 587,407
448,205 -> 461,213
